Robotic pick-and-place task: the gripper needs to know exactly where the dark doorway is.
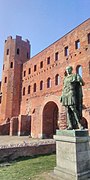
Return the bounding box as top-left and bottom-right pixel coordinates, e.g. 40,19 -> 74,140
43,101 -> 59,138
82,117 -> 88,129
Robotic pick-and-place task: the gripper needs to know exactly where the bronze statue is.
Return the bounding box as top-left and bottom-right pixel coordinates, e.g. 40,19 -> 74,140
60,66 -> 84,130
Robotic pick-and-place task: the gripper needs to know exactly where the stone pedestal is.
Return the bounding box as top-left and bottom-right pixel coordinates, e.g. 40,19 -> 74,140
54,130 -> 90,180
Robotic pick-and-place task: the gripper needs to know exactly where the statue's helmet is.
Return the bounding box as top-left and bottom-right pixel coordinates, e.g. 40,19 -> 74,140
66,66 -> 73,72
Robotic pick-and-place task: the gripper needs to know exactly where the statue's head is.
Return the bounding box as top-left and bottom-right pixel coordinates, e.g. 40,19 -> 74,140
66,66 -> 73,75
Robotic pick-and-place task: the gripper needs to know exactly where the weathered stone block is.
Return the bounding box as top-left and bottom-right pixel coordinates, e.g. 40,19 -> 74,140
54,130 -> 90,180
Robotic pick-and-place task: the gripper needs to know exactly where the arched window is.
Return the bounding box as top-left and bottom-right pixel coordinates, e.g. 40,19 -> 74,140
40,81 -> 43,90
47,57 -> 50,65
65,46 -> 69,56
55,74 -> 60,85
28,85 -> 30,94
33,83 -> 36,92
76,65 -> 82,77
47,78 -> 51,88
40,61 -> 43,68
55,52 -> 59,61
23,87 -> 25,96
34,65 -> 37,72
7,49 -> 9,55
75,39 -> 80,49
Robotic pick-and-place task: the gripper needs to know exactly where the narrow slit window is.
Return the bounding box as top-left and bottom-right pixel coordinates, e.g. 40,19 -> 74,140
5,77 -> 7,83
40,81 -> 43,90
7,49 -> 9,55
33,83 -> 36,92
28,68 -> 31,74
47,78 -> 51,88
24,70 -> 26,77
10,62 -> 13,68
17,48 -> 20,55
88,33 -> 90,44
89,61 -> 90,74
28,85 -> 30,94
23,87 -> 25,96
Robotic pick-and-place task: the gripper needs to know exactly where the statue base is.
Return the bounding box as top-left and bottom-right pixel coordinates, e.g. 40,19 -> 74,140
54,129 -> 90,180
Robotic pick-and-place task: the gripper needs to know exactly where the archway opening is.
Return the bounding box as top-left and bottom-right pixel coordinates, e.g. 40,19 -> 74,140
42,101 -> 59,138
82,117 -> 88,129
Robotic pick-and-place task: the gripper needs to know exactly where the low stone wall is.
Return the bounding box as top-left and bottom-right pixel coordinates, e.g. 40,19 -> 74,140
0,140 -> 56,162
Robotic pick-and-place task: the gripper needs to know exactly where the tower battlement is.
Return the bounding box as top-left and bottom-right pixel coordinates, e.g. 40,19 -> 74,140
5,35 -> 30,46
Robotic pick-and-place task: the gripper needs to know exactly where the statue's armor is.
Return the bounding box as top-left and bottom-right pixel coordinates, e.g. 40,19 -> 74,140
62,74 -> 77,106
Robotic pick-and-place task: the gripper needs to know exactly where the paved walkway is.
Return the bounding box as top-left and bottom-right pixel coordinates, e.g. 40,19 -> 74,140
0,136 -> 55,146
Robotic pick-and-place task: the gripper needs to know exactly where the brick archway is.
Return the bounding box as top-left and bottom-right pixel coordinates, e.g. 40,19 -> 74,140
40,95 -> 63,138
42,101 -> 59,138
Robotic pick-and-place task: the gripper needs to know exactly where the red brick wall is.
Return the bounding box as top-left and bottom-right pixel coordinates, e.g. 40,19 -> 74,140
18,115 -> 31,136
20,19 -> 90,137
0,19 -> 90,137
0,122 -> 10,135
10,117 -> 18,135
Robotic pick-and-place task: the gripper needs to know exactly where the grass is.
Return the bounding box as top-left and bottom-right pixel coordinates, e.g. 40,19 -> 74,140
0,154 -> 56,180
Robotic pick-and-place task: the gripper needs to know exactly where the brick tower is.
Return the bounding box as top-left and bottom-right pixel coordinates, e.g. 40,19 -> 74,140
0,36 -> 30,123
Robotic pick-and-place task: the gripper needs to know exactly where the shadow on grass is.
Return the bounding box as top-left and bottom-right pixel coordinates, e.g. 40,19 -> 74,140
0,153 -> 56,164
13,153 -> 56,163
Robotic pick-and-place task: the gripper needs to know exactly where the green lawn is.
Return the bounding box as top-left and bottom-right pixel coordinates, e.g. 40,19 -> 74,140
0,154 -> 56,180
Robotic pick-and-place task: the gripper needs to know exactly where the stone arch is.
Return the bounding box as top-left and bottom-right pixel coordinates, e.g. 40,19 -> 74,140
40,95 -> 66,138
42,101 -> 59,138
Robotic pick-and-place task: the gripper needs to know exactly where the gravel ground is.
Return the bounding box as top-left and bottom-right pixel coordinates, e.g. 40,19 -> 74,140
31,172 -> 60,180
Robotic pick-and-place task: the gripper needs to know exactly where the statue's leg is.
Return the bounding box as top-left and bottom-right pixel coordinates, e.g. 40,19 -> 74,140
67,107 -> 73,129
70,105 -> 83,129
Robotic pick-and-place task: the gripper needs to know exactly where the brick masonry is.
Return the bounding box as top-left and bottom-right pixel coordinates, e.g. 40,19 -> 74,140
0,19 -> 90,137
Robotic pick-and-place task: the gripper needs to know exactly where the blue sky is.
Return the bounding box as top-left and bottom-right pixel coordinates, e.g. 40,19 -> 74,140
0,0 -> 90,79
